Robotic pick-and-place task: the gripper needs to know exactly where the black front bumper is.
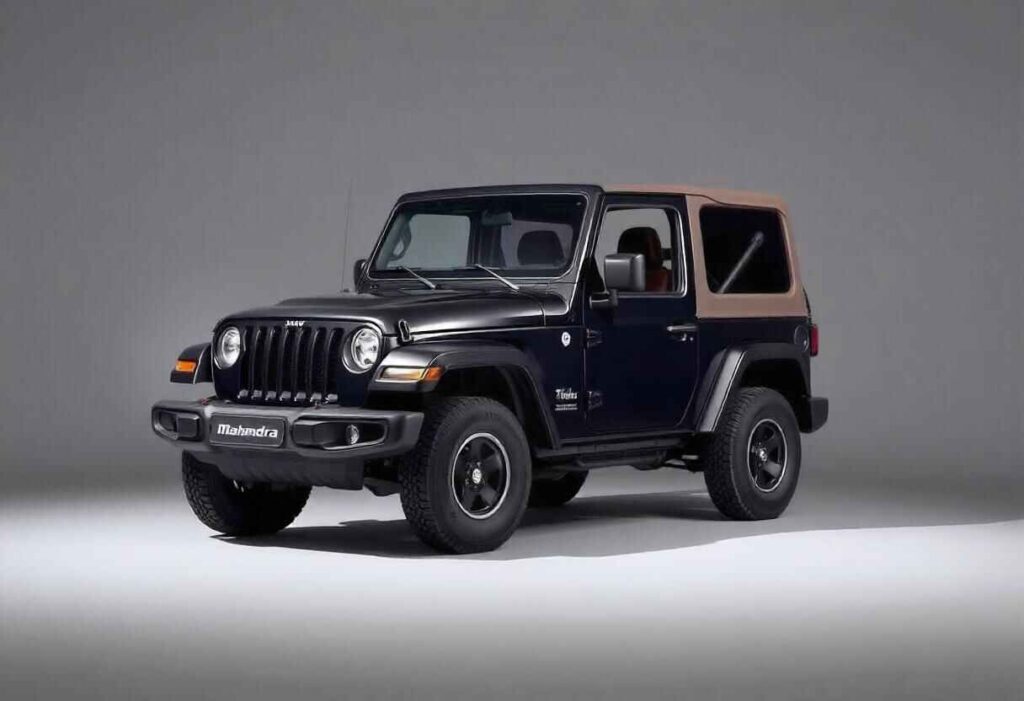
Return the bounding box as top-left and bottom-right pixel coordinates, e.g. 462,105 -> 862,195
152,399 -> 423,489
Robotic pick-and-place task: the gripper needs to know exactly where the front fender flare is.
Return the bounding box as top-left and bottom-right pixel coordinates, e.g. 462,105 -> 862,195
170,343 -> 213,384
370,340 -> 559,447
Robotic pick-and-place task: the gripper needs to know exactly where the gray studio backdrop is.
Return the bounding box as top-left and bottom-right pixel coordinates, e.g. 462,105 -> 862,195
1,1 -> 1021,493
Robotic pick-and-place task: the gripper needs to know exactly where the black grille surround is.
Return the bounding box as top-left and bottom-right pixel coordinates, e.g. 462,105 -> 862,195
213,320 -> 378,406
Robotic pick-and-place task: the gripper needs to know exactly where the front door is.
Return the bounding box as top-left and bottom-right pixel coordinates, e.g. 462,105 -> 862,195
583,197 -> 699,434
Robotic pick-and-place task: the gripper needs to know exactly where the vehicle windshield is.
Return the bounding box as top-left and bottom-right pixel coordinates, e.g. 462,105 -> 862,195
369,194 -> 588,280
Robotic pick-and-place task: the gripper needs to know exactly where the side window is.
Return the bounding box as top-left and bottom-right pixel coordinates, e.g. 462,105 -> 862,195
699,206 -> 790,294
593,207 -> 678,293
379,213 -> 470,269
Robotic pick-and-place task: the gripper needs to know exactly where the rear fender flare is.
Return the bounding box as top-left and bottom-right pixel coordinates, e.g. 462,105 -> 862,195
693,343 -> 810,433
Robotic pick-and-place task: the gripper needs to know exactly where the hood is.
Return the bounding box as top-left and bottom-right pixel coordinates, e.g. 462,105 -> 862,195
219,287 -> 561,336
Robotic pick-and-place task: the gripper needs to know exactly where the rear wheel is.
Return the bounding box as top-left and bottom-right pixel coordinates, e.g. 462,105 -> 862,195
703,387 -> 801,520
399,397 -> 531,554
181,452 -> 311,536
529,471 -> 588,507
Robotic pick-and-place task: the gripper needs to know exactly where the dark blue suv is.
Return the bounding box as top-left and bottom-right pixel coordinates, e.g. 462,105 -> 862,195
154,184 -> 828,553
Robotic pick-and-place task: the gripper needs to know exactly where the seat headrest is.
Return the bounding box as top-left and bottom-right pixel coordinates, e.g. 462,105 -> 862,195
617,227 -> 664,269
517,230 -> 565,266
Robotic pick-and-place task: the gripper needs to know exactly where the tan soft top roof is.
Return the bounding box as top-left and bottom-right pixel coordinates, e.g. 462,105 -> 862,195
605,184 -> 788,215
607,183 -> 804,319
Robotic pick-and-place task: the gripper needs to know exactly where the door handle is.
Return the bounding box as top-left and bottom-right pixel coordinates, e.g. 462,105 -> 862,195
666,324 -> 697,342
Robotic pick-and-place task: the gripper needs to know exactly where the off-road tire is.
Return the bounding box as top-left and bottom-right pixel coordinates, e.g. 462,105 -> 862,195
181,452 -> 311,536
399,397 -> 531,554
529,471 -> 588,508
703,387 -> 801,520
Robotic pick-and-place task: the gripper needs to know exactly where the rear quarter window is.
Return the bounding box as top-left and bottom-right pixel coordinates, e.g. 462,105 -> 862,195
699,206 -> 791,294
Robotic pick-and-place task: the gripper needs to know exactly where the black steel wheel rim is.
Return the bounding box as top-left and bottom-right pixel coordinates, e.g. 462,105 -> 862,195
451,432 -> 510,519
746,418 -> 788,493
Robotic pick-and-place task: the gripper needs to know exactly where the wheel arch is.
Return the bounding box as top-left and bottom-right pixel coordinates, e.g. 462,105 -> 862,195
368,341 -> 559,449
693,343 -> 816,433
170,343 -> 212,384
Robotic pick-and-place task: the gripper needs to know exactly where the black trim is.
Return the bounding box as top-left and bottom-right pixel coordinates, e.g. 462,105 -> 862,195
170,343 -> 212,384
396,183 -> 603,204
806,397 -> 829,433
536,435 -> 684,460
560,428 -> 687,446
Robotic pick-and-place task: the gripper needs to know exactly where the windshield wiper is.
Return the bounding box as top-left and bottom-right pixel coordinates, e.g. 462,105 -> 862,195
398,266 -> 437,290
473,264 -> 520,291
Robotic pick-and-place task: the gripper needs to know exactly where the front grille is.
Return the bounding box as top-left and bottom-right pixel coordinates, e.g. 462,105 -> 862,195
235,323 -> 344,404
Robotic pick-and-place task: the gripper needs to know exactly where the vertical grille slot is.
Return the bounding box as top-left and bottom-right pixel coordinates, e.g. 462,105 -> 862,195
292,327 -> 309,401
232,322 -> 342,405
260,326 -> 277,399
305,328 -> 322,401
276,327 -> 292,400
247,326 -> 262,396
322,328 -> 339,398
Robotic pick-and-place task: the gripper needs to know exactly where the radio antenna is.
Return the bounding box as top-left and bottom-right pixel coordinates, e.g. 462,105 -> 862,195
340,179 -> 354,289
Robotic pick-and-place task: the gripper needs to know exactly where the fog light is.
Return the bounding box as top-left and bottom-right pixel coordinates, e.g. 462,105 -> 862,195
346,424 -> 360,445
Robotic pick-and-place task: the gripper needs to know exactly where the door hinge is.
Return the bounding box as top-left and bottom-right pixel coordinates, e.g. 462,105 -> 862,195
586,329 -> 602,347
587,390 -> 603,410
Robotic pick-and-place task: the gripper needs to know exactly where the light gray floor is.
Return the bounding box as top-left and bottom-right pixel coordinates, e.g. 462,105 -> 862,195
2,463 -> 1022,700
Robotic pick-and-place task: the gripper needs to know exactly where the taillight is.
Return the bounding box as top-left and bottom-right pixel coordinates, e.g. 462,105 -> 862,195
809,324 -> 819,357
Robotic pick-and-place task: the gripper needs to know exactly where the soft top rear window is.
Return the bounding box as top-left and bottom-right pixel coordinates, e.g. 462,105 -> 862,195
700,206 -> 791,294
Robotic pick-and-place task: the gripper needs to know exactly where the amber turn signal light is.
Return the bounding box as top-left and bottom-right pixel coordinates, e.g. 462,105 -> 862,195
379,366 -> 444,382
175,359 -> 197,374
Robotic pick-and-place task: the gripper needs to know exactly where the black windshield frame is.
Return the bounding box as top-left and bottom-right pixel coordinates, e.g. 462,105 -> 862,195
367,192 -> 590,281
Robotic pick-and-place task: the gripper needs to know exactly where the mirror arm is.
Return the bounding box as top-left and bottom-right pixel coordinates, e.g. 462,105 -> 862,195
589,289 -> 618,311
352,258 -> 367,288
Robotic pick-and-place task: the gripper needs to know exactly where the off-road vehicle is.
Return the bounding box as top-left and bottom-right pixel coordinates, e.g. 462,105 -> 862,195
153,184 -> 828,553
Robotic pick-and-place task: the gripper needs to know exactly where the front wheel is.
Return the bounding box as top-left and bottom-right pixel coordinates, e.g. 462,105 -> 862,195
399,397 -> 531,554
703,387 -> 801,520
181,453 -> 311,536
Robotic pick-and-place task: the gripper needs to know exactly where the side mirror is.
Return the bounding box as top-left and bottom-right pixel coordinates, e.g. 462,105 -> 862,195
605,252 -> 645,292
590,253 -> 645,310
352,258 -> 367,285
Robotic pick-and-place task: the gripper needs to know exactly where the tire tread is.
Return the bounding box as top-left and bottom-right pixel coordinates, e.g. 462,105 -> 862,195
704,387 -> 784,521
399,397 -> 528,553
182,453 -> 310,536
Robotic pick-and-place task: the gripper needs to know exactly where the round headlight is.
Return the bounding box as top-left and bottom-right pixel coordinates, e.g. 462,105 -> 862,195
344,326 -> 381,373
214,326 -> 242,369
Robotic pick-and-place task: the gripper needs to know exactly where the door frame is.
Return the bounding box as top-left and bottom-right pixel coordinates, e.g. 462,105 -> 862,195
580,194 -> 698,435
583,194 -> 691,300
